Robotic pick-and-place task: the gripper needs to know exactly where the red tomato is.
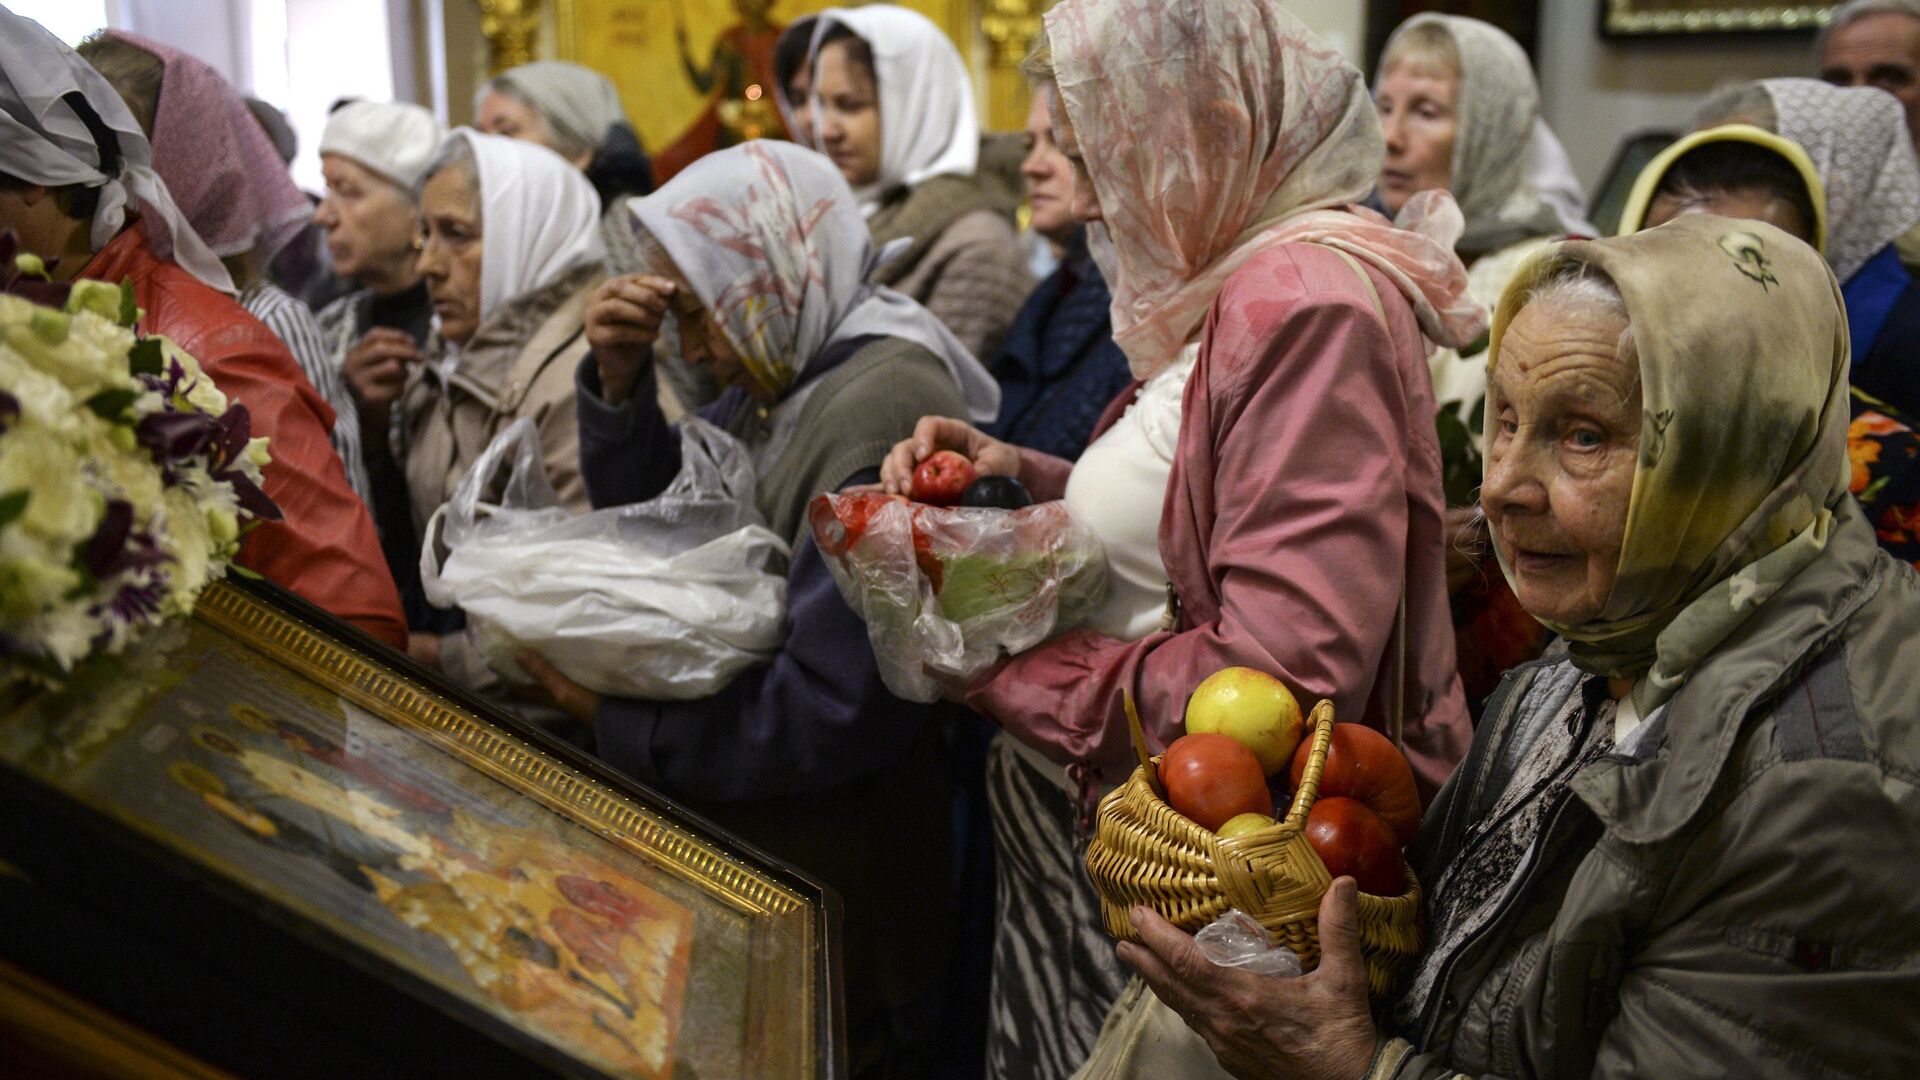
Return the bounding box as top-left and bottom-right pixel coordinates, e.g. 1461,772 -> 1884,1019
1303,797 -> 1405,896
911,450 -> 978,507
809,491 -> 903,557
1289,723 -> 1422,845
1159,733 -> 1272,831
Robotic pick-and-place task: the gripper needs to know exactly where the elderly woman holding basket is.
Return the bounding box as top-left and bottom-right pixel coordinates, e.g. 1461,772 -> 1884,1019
878,1 -> 1485,1076
1113,215 -> 1920,1078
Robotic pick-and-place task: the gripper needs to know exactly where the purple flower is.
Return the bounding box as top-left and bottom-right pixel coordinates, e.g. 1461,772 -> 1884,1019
135,409 -> 219,462
0,389 -> 17,436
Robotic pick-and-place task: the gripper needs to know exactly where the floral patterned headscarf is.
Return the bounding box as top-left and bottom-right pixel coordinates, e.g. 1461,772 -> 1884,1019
626,140 -> 997,421
1043,0 -> 1485,378
1488,216 -> 1851,703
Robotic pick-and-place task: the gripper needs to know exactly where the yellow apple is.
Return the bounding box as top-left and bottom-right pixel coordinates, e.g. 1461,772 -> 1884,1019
1217,812 -> 1276,839
1184,667 -> 1305,777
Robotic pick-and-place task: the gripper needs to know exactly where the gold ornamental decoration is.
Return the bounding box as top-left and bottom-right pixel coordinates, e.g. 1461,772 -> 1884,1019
982,0 -> 1046,69
478,0 -> 541,74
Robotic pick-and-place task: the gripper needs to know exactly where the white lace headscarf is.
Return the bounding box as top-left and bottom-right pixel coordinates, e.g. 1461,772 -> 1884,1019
806,6 -> 978,212
0,8 -> 233,292
1044,0 -> 1486,378
1761,78 -> 1920,282
627,140 -> 998,437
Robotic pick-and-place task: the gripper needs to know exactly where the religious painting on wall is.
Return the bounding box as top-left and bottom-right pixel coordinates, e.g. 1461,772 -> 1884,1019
0,580 -> 839,1079
1601,0 -> 1839,36
555,0 -> 973,182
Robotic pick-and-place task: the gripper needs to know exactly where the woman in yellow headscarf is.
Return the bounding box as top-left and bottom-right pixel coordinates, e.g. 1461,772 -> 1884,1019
1106,215 -> 1920,1079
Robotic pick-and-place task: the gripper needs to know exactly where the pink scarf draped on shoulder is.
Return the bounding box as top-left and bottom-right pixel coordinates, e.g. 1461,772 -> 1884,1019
1043,0 -> 1486,378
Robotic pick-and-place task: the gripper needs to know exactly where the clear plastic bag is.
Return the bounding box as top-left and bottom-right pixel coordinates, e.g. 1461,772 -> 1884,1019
421,417 -> 790,699
807,492 -> 1107,702
1193,909 -> 1304,977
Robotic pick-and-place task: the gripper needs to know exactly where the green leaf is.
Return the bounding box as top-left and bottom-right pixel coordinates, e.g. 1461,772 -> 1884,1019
1457,331 -> 1491,359
128,338 -> 164,376
0,489 -> 28,529
118,278 -> 138,327
228,564 -> 263,581
84,388 -> 138,420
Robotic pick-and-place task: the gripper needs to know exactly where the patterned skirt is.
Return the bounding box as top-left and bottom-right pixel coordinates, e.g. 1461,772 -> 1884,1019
985,736 -> 1131,1080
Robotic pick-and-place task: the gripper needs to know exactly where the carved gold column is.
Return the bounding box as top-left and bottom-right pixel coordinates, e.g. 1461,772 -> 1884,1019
980,0 -> 1049,132
478,0 -> 542,75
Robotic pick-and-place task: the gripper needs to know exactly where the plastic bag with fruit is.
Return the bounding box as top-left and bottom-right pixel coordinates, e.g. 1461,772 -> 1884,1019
807,461 -> 1109,703
422,416 -> 790,699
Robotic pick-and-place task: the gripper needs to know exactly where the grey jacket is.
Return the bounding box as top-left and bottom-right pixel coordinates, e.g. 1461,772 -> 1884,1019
1376,498 -> 1920,1079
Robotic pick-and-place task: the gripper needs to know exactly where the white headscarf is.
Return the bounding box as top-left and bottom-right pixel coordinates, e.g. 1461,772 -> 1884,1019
442,129 -> 604,326
1760,78 -> 1920,282
1526,119 -> 1599,238
0,8 -> 233,292
807,6 -> 978,211
627,140 -> 998,439
479,61 -> 627,153
320,101 -> 446,191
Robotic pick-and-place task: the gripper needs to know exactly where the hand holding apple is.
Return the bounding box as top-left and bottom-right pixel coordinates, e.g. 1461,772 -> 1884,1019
911,450 -> 978,506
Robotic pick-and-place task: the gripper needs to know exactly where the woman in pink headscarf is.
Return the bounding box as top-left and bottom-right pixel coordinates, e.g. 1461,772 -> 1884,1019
77,33 -> 368,503
878,3 -> 1484,1075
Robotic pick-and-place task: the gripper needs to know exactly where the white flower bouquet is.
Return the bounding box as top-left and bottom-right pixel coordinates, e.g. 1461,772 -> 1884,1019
1,239 -> 279,687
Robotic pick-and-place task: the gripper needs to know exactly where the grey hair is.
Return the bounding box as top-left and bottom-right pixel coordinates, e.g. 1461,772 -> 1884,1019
1816,0 -> 1920,59
1020,31 -> 1055,86
483,79 -> 595,161
417,135 -> 482,216
1512,262 -> 1638,369
1692,81 -> 1779,133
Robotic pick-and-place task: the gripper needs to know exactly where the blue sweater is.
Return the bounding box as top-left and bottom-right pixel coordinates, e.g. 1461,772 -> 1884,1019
980,233 -> 1133,461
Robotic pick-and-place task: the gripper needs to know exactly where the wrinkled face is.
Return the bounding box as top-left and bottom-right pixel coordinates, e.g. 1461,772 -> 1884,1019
1643,186 -> 1812,244
1021,91 -> 1077,242
785,63 -> 815,146
1046,88 -> 1103,224
314,154 -> 421,290
1375,63 -> 1459,217
1820,14 -> 1920,147
417,166 -> 485,346
1482,299 -> 1642,627
662,272 -> 768,403
477,90 -> 552,148
814,40 -> 882,188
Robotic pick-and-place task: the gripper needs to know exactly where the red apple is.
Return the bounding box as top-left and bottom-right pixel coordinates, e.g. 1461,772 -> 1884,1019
1289,722 -> 1422,845
1159,733 -> 1272,832
1184,667 -> 1305,777
1303,797 -> 1405,896
911,450 -> 978,507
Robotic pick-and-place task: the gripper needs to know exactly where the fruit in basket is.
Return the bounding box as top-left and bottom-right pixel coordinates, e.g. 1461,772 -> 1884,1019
1289,722 -> 1422,845
959,474 -> 1034,509
1184,667 -> 1305,777
912,450 -> 978,506
1160,733 -> 1272,831
1303,796 -> 1405,896
1217,812 -> 1276,839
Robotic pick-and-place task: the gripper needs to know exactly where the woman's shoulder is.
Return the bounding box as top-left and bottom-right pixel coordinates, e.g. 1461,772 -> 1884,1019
824,336 -> 962,408
1213,242 -> 1396,345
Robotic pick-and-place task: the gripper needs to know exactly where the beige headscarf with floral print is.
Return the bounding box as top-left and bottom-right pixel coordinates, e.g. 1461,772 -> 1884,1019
1488,215 -> 1851,706
1042,0 -> 1485,378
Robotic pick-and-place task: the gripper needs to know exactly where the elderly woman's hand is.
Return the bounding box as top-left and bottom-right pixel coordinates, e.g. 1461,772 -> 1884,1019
514,649 -> 602,724
879,416 -> 1022,495
1120,878 -> 1383,1080
587,274 -> 678,405
343,328 -> 424,441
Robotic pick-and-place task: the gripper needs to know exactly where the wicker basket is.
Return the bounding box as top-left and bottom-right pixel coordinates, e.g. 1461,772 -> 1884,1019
1084,699 -> 1424,999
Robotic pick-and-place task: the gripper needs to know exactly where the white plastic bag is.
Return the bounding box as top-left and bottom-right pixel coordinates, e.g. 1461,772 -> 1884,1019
1193,908 -> 1304,977
808,492 -> 1107,702
421,417 -> 789,699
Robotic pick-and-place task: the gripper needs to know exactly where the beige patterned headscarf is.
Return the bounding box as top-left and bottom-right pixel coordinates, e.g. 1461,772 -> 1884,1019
1488,216 -> 1850,705
1043,0 -> 1485,378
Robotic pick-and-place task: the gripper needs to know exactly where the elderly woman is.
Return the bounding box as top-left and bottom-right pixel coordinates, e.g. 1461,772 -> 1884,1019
308,101 -> 447,627
1628,78 -> 1920,415
1613,93 -> 1920,571
0,11 -> 406,648
397,131 -> 678,673
878,2 -> 1485,1076
1113,214 -> 1920,1080
792,5 -> 1031,362
77,32 -> 368,506
512,140 -> 997,1073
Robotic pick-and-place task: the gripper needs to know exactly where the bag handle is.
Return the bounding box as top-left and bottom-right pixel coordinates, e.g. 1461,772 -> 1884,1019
1324,247 -> 1410,750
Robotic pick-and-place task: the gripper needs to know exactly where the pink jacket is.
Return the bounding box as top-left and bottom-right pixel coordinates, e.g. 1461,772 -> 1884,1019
964,242 -> 1472,800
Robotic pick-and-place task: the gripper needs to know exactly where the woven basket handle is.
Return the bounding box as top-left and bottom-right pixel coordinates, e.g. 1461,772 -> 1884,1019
1280,700 -> 1337,829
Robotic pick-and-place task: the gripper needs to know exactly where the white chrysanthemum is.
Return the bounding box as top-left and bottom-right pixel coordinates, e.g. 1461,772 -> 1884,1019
159,486 -> 212,601
158,336 -> 227,415
0,296 -> 134,400
0,426 -> 102,547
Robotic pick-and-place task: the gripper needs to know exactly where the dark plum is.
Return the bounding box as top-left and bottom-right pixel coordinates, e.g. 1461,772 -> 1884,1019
958,475 -> 1034,509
